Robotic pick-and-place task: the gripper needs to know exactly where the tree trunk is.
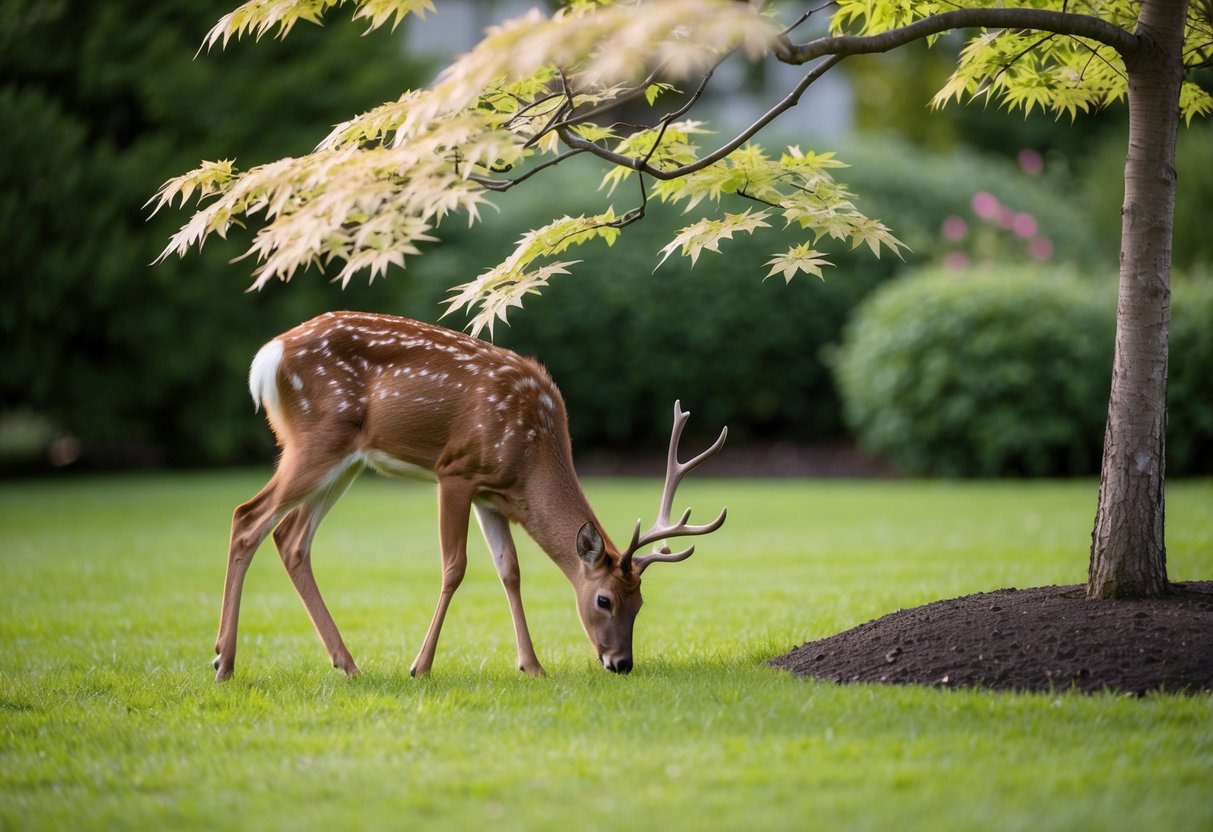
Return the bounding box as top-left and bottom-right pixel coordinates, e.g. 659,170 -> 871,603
1087,0 -> 1188,599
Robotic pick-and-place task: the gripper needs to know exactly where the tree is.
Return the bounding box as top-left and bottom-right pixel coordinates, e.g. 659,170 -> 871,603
0,0 -> 431,466
152,0 -> 1213,600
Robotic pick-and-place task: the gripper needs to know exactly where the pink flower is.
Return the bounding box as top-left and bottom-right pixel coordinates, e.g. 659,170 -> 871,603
971,191 -> 1001,221
1029,236 -> 1054,260
945,251 -> 970,271
1017,149 -> 1044,176
1012,212 -> 1038,239
942,215 -> 968,242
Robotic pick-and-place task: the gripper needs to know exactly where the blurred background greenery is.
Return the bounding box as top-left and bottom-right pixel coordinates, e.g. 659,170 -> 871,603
2,0 -> 1211,475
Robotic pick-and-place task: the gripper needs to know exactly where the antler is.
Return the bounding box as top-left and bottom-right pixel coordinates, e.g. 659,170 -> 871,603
623,401 -> 728,574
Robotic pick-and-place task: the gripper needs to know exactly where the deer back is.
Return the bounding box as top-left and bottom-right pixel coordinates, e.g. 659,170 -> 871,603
257,311 -> 577,493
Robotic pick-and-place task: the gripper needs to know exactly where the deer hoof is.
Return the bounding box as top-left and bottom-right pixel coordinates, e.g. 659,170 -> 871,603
330,651 -> 361,678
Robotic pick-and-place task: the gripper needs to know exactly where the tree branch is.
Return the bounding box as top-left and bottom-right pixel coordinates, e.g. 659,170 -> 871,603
536,46 -> 728,152
609,170 -> 650,228
779,1 -> 839,39
469,148 -> 589,191
775,8 -> 1140,65
504,91 -> 566,133
552,8 -> 1139,184
537,64 -> 670,140
558,54 -> 844,180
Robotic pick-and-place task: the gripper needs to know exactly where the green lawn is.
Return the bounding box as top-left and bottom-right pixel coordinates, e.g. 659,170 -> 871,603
2,472 -> 1211,831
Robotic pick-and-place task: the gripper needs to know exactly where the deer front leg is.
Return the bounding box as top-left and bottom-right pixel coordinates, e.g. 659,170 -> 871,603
474,504 -> 545,676
410,478 -> 474,677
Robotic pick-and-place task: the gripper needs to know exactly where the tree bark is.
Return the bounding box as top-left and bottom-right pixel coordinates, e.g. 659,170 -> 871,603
1088,0 -> 1188,599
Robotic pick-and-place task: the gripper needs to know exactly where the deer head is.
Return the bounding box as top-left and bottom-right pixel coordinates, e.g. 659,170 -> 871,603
571,401 -> 727,674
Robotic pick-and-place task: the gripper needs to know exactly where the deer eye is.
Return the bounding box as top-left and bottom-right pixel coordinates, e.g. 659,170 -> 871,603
596,595 -> 612,611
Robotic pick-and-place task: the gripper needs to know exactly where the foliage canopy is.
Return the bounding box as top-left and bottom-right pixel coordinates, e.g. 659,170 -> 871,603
153,0 -> 1213,335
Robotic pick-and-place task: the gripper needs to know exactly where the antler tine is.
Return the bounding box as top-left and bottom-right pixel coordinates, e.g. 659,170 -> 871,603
626,518 -> 645,558
636,544 -> 696,569
653,402 -> 727,531
632,502 -> 730,570
622,401 -> 728,573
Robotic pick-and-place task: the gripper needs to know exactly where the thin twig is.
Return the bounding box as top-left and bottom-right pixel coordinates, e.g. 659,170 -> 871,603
558,54 -> 845,181
468,149 -> 589,192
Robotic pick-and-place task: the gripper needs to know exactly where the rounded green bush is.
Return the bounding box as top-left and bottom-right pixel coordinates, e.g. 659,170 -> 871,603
1168,278 -> 1213,476
408,135 -> 1101,455
833,267 -> 1117,476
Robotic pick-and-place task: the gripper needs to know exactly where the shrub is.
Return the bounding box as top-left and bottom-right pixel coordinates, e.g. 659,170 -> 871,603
835,133 -> 1101,268
1080,123 -> 1213,274
403,155 -> 897,451
833,267 -> 1117,477
406,137 -> 1099,453
413,225 -> 885,451
0,1 -> 432,468
1168,277 -> 1213,476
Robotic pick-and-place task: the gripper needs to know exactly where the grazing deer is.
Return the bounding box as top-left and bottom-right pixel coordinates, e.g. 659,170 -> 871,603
214,310 -> 726,680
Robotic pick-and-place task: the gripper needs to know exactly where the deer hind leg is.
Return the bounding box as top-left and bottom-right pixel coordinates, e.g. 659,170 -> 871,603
213,447 -> 358,682
272,456 -> 365,677
474,504 -> 545,676
215,481 -> 289,682
410,477 -> 475,678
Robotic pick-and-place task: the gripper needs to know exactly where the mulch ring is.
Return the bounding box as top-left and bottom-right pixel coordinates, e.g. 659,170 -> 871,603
770,581 -> 1213,696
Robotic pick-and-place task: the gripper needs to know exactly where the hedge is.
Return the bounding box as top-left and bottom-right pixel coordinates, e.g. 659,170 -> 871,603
833,267 -> 1116,477
834,267 -> 1213,477
1168,277 -> 1213,476
407,139 -> 1100,453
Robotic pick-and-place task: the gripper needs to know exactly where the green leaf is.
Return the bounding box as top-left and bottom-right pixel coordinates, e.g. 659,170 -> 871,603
656,209 -> 771,269
447,260 -> 580,339
203,1 -> 438,50
1180,81 -> 1213,125
443,209 -> 623,336
764,244 -> 832,283
644,82 -> 678,105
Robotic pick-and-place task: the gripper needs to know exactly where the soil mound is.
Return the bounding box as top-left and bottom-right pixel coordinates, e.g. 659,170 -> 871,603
770,581 -> 1213,695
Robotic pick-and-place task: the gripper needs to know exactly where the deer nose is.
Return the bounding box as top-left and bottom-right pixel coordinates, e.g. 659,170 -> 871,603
605,656 -> 633,674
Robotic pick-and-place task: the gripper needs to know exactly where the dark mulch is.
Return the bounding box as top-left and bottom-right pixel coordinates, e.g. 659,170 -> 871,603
770,581 -> 1213,695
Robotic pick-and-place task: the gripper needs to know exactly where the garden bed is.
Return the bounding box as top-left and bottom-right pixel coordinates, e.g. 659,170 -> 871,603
771,581 -> 1213,695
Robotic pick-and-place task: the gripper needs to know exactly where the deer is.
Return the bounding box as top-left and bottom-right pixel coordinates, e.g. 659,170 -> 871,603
213,310 -> 727,681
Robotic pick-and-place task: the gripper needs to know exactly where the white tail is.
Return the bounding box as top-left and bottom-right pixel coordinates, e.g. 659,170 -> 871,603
247,339 -> 284,415
214,310 -> 727,680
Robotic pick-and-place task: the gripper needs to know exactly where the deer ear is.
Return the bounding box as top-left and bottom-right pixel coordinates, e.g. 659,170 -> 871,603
576,522 -> 606,568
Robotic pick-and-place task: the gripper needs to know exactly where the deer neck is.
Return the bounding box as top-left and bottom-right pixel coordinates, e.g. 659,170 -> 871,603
508,452 -> 613,584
